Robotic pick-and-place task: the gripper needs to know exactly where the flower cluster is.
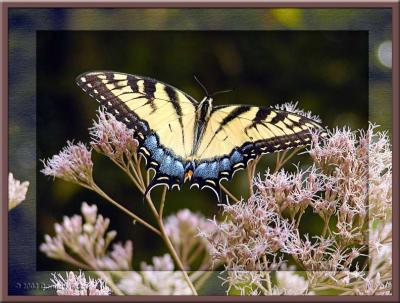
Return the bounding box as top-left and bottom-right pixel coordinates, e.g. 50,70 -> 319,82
8,172 -> 29,210
90,108 -> 138,167
49,271 -> 111,296
201,124 -> 392,295
310,124 -> 391,245
41,142 -> 93,187
366,127 -> 392,220
164,209 -> 217,270
117,254 -> 192,295
202,196 -> 293,273
310,127 -> 369,243
40,110 -> 200,295
284,234 -> 364,271
40,202 -> 133,271
274,271 -> 310,295
253,166 -> 321,219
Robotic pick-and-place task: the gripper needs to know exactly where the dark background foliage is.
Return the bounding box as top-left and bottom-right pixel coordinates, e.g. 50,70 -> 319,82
36,30 -> 368,270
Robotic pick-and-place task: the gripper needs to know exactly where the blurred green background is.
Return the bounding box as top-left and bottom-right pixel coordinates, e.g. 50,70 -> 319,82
8,8 -> 392,295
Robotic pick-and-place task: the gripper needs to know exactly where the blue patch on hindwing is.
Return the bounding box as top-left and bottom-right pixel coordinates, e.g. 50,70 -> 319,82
193,162 -> 219,179
159,156 -> 184,178
144,135 -> 157,150
230,150 -> 243,163
142,133 -> 184,182
219,158 -> 231,171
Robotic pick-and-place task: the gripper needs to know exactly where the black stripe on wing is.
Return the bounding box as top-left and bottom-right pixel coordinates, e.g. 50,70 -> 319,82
164,85 -> 186,146
76,72 -> 149,138
214,105 -> 252,136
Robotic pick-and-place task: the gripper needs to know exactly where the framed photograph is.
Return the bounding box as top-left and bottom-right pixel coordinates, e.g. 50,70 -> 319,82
1,1 -> 398,302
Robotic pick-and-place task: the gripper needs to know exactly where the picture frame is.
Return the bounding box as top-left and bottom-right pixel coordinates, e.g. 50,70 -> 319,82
1,1 -> 398,302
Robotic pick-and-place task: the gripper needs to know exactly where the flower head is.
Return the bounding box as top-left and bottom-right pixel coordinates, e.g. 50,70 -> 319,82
253,167 -> 322,218
164,209 -> 217,270
41,142 -> 93,186
365,125 -> 392,220
90,108 -> 138,166
275,271 -> 310,295
8,172 -> 29,210
201,196 -> 294,272
40,202 -> 133,271
118,254 -> 192,295
49,271 -> 111,296
308,124 -> 392,242
275,102 -> 322,123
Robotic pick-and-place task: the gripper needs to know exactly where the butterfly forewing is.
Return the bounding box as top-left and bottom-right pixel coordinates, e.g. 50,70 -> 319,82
77,71 -> 197,160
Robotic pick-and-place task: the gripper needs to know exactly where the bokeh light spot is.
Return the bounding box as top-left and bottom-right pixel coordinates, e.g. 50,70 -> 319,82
271,9 -> 303,28
377,40 -> 392,68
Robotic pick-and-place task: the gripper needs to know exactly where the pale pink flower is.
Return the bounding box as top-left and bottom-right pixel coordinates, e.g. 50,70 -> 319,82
90,108 -> 138,166
164,209 -> 217,270
275,271 -> 310,295
253,167 -> 322,217
41,142 -> 93,186
201,196 -> 294,271
275,102 -> 322,123
40,202 -> 133,271
118,254 -> 192,295
8,172 -> 29,210
49,271 -> 111,296
366,126 -> 392,220
355,273 -> 392,295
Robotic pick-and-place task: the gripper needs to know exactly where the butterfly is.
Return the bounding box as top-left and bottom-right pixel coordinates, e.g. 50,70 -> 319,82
76,71 -> 324,201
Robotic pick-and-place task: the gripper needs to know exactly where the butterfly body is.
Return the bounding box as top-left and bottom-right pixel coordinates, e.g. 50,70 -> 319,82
77,71 -> 324,201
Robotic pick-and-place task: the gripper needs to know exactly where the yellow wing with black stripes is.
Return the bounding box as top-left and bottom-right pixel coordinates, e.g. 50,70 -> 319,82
195,105 -> 320,160
189,105 -> 323,193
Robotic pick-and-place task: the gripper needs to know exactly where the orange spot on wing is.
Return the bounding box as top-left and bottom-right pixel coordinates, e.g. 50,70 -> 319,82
184,170 -> 193,182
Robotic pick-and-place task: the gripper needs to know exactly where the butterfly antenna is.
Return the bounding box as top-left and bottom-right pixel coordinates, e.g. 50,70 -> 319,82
211,89 -> 233,97
193,75 -> 209,97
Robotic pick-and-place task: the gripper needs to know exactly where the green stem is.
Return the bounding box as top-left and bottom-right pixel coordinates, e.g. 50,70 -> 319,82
187,242 -> 206,265
59,255 -> 91,270
262,255 -> 272,293
311,285 -> 353,292
159,187 -> 167,219
296,208 -> 305,228
265,272 -> 272,294
95,271 -> 124,296
274,147 -> 303,172
279,147 -> 301,167
220,184 -> 240,203
193,271 -> 212,290
157,212 -> 198,295
145,187 -> 198,295
255,281 -> 269,295
322,216 -> 330,237
91,183 -> 161,236
247,157 -> 260,196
